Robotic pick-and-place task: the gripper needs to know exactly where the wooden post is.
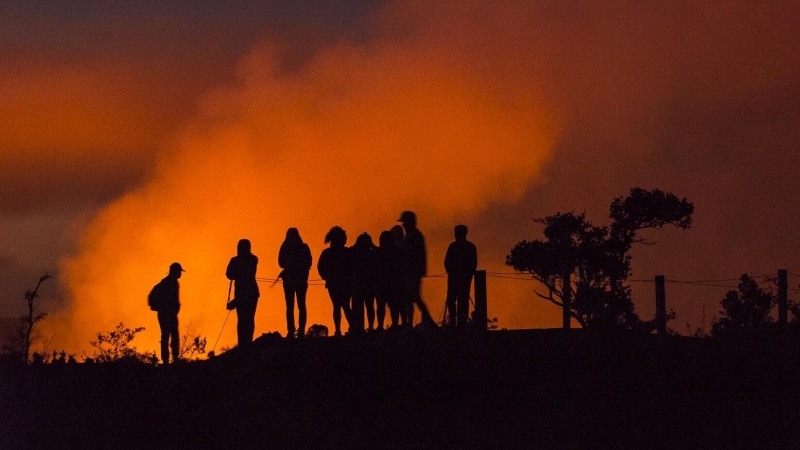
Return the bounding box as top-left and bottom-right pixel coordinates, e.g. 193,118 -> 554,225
562,271 -> 572,330
473,270 -> 487,331
655,275 -> 667,337
778,269 -> 788,326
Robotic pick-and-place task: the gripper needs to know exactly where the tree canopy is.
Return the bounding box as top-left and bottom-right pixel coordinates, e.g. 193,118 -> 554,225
711,274 -> 777,337
506,188 -> 693,331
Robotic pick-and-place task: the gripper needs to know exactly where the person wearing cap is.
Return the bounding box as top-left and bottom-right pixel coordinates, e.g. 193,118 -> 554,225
154,262 -> 184,364
444,225 -> 478,327
397,211 -> 435,327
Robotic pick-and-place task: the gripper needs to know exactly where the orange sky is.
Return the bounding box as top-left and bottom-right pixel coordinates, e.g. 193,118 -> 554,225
2,1 -> 800,355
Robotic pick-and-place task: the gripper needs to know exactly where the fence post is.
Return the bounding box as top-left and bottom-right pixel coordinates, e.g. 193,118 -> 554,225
473,270 -> 487,331
655,275 -> 667,337
778,269 -> 788,326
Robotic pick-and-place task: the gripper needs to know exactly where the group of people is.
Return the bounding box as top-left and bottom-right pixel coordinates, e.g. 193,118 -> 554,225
150,210 -> 478,364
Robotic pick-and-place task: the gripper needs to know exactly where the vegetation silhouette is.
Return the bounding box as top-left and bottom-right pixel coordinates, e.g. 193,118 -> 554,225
2,274 -> 51,363
711,274 -> 778,336
278,228 -> 312,338
507,188 -> 693,330
86,322 -> 157,364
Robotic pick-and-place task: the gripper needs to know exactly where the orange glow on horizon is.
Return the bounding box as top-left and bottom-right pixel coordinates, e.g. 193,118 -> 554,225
44,5 -> 564,355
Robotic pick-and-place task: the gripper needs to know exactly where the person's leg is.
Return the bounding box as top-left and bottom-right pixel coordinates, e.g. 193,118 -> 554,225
283,282 -> 296,337
456,277 -> 472,327
297,281 -> 308,337
329,288 -> 342,336
237,300 -> 257,346
351,294 -> 365,333
411,277 -> 434,324
158,313 -> 169,364
446,277 -> 458,326
364,294 -> 376,330
376,294 -> 386,330
169,315 -> 180,362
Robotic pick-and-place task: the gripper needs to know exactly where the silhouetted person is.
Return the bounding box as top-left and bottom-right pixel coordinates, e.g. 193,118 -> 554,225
444,225 -> 478,327
351,232 -> 378,333
279,228 -> 312,338
152,262 -> 184,364
389,224 -> 411,327
226,239 -> 260,347
317,226 -> 353,336
398,211 -> 435,327
376,230 -> 404,329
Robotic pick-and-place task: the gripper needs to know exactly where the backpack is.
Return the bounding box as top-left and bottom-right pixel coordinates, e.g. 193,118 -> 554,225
148,280 -> 167,311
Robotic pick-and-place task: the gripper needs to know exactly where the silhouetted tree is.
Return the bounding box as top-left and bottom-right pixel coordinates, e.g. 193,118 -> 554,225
178,321 -> 207,360
711,274 -> 777,336
2,274 -> 51,362
87,322 -> 157,364
506,188 -> 693,330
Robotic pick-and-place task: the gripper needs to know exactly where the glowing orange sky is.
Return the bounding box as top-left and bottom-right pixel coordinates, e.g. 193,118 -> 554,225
2,1 -> 800,355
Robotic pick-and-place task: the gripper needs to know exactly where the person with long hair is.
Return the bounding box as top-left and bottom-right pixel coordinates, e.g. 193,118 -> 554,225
278,228 -> 312,338
317,226 -> 353,336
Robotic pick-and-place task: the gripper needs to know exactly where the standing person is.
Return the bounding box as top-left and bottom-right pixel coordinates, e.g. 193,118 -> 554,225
279,228 -> 312,338
351,232 -> 377,333
389,224 -> 410,327
375,230 -> 403,329
397,211 -> 435,327
150,262 -> 184,364
226,239 -> 260,347
444,225 -> 478,328
317,226 -> 353,336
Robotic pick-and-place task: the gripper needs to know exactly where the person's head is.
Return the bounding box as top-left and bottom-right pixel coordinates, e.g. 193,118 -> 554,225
397,210 -> 417,228
454,224 -> 468,241
390,224 -> 404,242
237,239 -> 252,256
285,227 -> 302,244
355,232 -> 373,249
324,226 -> 347,248
379,230 -> 394,248
169,262 -> 185,279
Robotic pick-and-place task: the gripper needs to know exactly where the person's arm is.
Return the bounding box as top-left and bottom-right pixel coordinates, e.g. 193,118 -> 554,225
302,244 -> 313,270
444,243 -> 455,274
278,244 -> 287,269
226,258 -> 237,280
469,243 -> 478,273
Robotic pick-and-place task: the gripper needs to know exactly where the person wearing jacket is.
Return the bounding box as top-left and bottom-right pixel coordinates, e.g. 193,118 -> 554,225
226,239 -> 260,347
278,228 -> 312,338
153,262 -> 184,364
444,225 -> 478,327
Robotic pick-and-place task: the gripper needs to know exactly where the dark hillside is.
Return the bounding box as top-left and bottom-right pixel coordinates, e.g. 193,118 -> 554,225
2,329 -> 799,449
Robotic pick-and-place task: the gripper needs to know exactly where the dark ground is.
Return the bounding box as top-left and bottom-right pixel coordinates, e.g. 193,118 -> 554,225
2,329 -> 799,449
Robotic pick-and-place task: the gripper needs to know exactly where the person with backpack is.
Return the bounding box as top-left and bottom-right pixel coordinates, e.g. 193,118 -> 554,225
149,262 -> 184,364
278,228 -> 312,338
226,239 -> 260,347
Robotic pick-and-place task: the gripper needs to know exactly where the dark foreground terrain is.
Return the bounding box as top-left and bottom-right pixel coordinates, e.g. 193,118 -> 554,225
2,329 -> 800,449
